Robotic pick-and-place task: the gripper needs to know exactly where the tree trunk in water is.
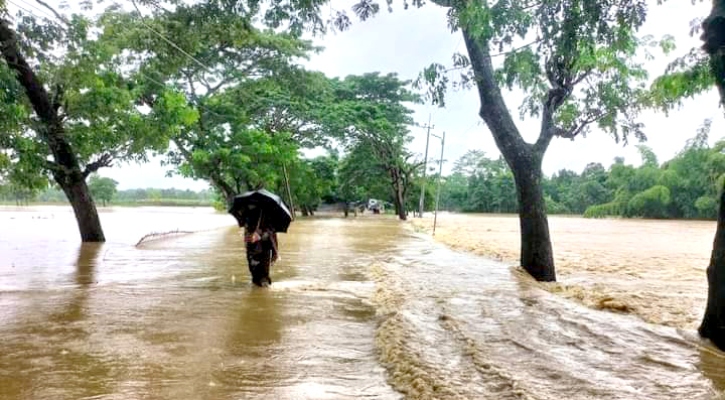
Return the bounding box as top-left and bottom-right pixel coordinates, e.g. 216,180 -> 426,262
461,26 -> 556,281
0,20 -> 105,242
699,0 -> 725,350
512,157 -> 556,282
301,206 -> 309,217
389,167 -> 407,221
59,173 -> 105,242
699,184 -> 725,349
397,199 -> 406,220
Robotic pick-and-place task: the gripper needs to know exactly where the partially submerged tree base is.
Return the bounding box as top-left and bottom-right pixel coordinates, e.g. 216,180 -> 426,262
699,184 -> 725,350
699,0 -> 725,351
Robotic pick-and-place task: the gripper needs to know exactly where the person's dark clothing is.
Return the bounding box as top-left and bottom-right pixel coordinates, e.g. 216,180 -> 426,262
241,208 -> 279,286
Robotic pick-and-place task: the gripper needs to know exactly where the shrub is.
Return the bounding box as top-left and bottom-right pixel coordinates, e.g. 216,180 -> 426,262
626,185 -> 671,219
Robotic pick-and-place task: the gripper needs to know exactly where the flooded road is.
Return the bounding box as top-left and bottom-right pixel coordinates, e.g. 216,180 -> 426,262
1,207 -> 724,399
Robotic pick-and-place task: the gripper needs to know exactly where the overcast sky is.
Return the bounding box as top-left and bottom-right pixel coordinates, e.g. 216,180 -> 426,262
27,0 -> 719,190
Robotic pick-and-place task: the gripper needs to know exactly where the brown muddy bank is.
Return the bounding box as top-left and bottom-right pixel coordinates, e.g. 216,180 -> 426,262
411,213 -> 713,330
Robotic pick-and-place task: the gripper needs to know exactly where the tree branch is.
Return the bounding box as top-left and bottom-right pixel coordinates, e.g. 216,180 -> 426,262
44,159 -> 61,173
428,0 -> 453,7
534,86 -> 569,154
183,69 -> 199,102
562,110 -> 609,139
34,0 -> 71,26
206,75 -> 234,95
0,20 -> 55,126
461,27 -> 528,162
82,153 -> 113,178
171,136 -> 236,201
51,83 -> 64,114
0,19 -> 80,172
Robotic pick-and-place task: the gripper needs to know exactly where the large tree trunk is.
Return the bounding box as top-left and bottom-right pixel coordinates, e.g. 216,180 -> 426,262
343,202 -> 350,217
392,193 -> 405,220
699,0 -> 725,349
462,27 -> 557,281
59,173 -> 105,242
0,20 -> 105,242
699,184 -> 725,349
389,167 -> 407,221
512,156 -> 556,282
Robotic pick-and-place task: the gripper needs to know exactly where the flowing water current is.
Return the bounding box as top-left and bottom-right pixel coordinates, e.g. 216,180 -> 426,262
0,206 -> 724,399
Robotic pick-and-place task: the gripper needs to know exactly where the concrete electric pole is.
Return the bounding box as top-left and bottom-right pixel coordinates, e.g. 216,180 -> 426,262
433,131 -> 445,236
418,114 -> 433,218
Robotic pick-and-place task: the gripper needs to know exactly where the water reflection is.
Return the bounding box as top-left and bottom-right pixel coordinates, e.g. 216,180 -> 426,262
51,243 -> 102,323
0,242 -> 113,399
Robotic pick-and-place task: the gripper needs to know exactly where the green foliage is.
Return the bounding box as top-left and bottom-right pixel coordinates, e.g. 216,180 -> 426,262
0,9 -> 196,199
626,185 -> 671,218
337,144 -> 390,204
545,195 -> 570,215
282,154 -> 339,212
396,0 -> 657,143
96,3 -> 322,199
441,150 -> 518,213
1,184 -> 216,207
648,53 -> 714,113
321,73 -> 421,218
87,175 -> 118,206
439,172 -> 468,211
583,202 -> 621,218
445,125 -> 725,221
695,195 -> 718,218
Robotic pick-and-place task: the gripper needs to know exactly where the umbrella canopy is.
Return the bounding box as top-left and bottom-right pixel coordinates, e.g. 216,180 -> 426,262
228,189 -> 293,233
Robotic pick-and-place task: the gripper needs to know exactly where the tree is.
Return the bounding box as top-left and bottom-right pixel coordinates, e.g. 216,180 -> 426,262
101,2 -> 326,203
337,146 -> 390,212
285,154 -> 339,215
327,0 -> 655,281
697,0 -> 725,350
439,171 -> 467,211
0,8 -> 193,241
324,73 -> 420,220
88,175 -> 118,207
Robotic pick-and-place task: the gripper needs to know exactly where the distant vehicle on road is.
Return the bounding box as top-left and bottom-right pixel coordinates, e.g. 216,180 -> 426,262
367,199 -> 383,214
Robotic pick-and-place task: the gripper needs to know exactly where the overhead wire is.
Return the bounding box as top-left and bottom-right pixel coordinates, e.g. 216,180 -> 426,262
129,0 -> 212,73
13,0 -> 59,22
7,0 -> 57,24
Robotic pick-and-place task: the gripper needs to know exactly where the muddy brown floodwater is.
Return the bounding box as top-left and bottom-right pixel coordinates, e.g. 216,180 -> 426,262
1,206 -> 725,399
411,213 -> 716,330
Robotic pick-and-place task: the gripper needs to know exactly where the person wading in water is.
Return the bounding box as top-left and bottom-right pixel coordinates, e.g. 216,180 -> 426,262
240,204 -> 279,287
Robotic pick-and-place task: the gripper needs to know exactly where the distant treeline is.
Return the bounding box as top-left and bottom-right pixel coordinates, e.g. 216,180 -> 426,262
0,183 -> 214,207
441,127 -> 725,220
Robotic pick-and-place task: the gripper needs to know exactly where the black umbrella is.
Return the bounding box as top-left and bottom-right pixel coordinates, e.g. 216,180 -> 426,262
228,189 -> 293,233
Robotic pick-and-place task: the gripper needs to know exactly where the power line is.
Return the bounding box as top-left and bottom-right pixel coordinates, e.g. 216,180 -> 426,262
19,0 -> 68,25
7,0 -> 57,24
130,0 -> 212,73
460,120 -> 479,136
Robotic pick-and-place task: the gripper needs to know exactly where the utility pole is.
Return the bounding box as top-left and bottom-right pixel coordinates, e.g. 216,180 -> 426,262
418,114 -> 433,218
433,131 -> 445,236
281,162 -> 295,220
